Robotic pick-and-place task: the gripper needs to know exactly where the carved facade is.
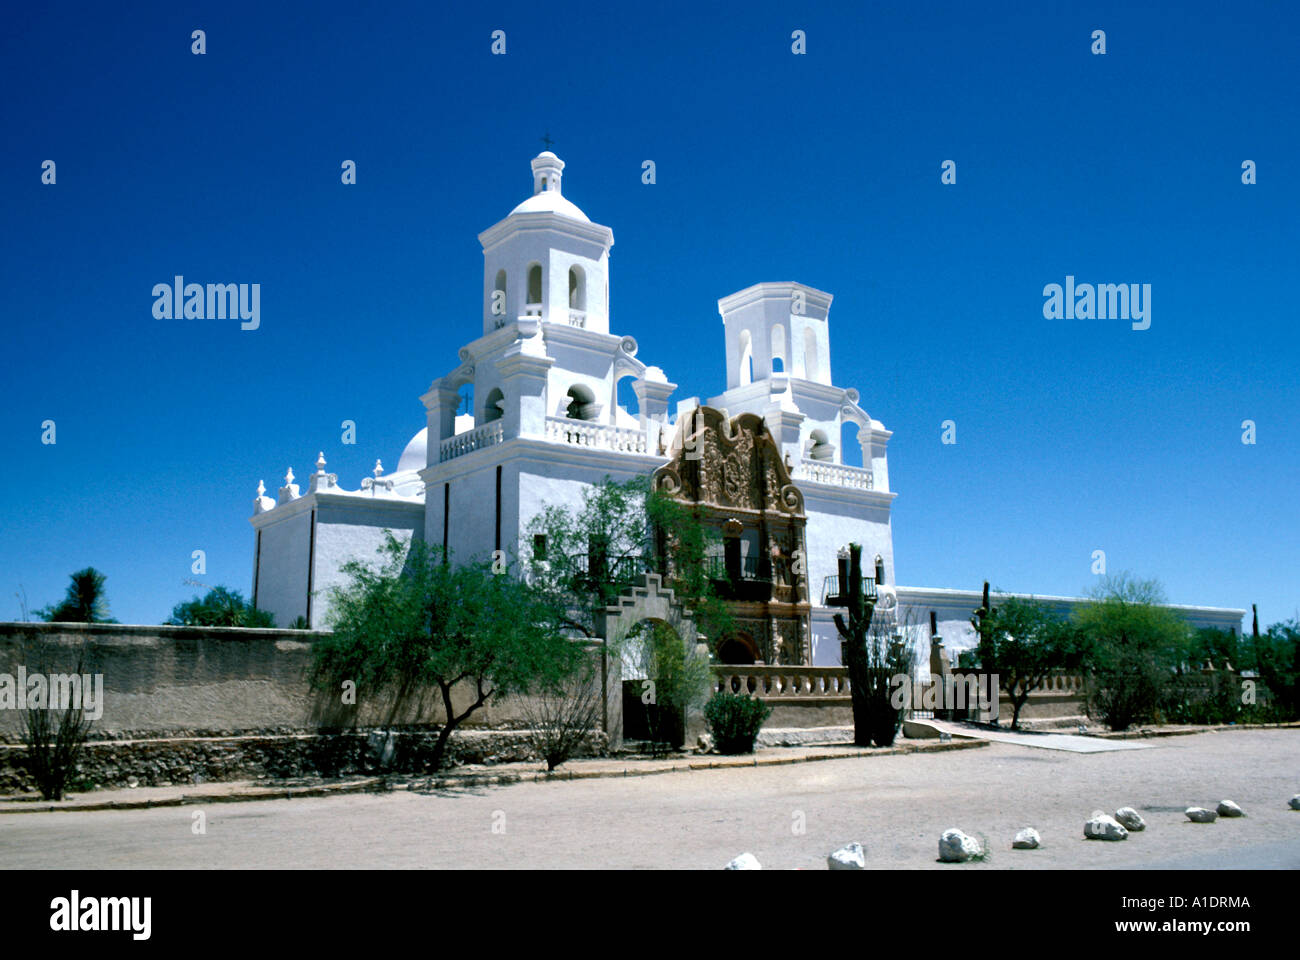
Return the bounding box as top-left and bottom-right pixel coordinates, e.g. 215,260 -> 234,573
652,407 -> 812,665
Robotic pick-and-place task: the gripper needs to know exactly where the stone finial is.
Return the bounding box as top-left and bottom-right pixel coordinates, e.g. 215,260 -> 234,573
309,452 -> 337,493
278,467 -> 300,504
253,479 -> 276,515
362,459 -> 394,496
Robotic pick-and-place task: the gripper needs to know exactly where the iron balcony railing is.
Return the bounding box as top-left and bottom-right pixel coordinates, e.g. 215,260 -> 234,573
821,574 -> 877,607
704,555 -> 771,582
563,553 -> 658,591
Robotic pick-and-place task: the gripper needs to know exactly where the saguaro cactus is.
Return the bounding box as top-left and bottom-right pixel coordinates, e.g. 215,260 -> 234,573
833,543 -> 878,747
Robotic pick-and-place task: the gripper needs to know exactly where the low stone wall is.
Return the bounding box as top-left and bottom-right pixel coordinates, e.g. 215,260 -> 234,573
712,665 -> 1087,724
0,729 -> 609,795
0,621 -> 619,794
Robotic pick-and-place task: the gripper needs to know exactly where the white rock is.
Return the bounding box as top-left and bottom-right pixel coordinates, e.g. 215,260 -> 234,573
939,828 -> 984,862
1012,827 -> 1040,849
1115,807 -> 1146,831
1185,807 -> 1218,823
724,852 -> 761,870
696,733 -> 714,754
827,842 -> 866,870
1084,813 -> 1128,841
1216,800 -> 1244,818
1290,795 -> 1300,811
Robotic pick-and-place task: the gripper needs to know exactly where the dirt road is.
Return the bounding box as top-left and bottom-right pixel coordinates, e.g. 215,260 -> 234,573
1,729 -> 1296,869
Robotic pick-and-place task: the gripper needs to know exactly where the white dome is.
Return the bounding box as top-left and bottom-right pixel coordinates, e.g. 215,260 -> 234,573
509,190 -> 590,222
396,428 -> 427,473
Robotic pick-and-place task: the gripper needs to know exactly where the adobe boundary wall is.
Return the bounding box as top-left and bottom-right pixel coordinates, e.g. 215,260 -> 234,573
0,621 -> 544,742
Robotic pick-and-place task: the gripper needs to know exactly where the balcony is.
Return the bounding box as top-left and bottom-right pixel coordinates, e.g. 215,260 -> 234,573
821,574 -> 876,607
705,554 -> 773,603
562,553 -> 657,596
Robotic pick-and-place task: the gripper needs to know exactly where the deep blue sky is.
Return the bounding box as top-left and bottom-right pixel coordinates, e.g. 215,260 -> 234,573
2,1 -> 1296,628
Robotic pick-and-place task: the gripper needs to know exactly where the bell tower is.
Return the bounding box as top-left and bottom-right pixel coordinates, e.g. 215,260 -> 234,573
478,152 -> 614,337
718,282 -> 833,389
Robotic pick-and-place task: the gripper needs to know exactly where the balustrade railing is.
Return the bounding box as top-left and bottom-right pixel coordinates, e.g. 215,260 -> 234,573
792,459 -> 874,490
545,417 -> 648,453
712,665 -> 851,699
438,420 -> 505,462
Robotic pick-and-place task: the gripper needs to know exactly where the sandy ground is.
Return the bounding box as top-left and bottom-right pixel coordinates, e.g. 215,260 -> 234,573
0,728 -> 1296,869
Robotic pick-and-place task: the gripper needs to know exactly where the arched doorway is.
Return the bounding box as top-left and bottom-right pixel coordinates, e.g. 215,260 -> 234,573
595,574 -> 701,750
717,633 -> 759,666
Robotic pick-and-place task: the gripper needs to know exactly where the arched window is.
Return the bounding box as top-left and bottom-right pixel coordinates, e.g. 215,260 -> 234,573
803,327 -> 820,381
568,265 -> 587,327
526,263 -> 543,315
492,270 -> 508,327
738,330 -> 753,386
808,429 -> 833,462
874,555 -> 886,586
615,373 -> 638,423
568,266 -> 586,309
771,324 -> 786,375
455,384 -> 475,434
483,387 -> 505,422
840,420 -> 862,467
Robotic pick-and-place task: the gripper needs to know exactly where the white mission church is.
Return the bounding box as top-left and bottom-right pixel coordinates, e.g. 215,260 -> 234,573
248,151 -> 1243,662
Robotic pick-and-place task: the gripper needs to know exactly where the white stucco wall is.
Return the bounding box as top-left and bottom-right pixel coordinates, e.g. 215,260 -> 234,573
801,488 -> 896,605
253,507 -> 312,629
310,500 -> 423,629
514,447 -> 665,561
894,587 -> 1247,660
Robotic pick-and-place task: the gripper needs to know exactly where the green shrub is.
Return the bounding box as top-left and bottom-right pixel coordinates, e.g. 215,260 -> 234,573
168,586 -> 274,627
704,692 -> 772,754
1254,620 -> 1300,720
1160,671 -> 1241,725
1076,575 -> 1191,731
